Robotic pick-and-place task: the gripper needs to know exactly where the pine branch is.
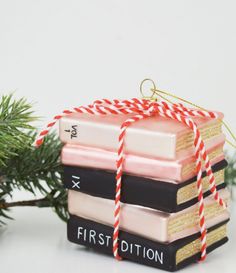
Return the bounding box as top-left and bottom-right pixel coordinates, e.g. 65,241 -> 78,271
0,190 -> 68,222
0,198 -> 47,209
0,94 -> 37,166
2,132 -> 63,194
0,132 -> 68,224
0,94 -> 68,225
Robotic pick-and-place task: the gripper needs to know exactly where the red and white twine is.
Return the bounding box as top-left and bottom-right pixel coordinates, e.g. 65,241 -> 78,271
34,98 -> 226,261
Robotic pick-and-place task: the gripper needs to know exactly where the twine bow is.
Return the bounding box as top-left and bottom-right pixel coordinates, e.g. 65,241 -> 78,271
35,83 -> 227,262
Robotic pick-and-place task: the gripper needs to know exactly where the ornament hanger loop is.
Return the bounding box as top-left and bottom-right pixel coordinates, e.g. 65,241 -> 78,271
140,78 -> 157,99
140,78 -> 236,149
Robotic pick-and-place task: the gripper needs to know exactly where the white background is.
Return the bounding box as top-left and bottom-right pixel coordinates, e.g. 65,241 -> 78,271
0,1 -> 236,273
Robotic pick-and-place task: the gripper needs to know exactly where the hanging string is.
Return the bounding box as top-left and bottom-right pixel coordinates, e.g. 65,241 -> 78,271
140,78 -> 236,149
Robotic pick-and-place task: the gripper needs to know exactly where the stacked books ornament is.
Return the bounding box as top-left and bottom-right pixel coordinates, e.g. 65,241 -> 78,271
59,102 -> 230,271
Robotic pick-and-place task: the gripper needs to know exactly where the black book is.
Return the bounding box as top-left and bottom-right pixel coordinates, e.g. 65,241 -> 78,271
63,160 -> 227,212
68,215 -> 229,272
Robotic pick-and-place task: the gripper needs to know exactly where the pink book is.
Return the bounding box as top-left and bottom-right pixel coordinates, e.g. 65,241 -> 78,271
68,189 -> 230,243
59,112 -> 224,160
61,137 -> 225,182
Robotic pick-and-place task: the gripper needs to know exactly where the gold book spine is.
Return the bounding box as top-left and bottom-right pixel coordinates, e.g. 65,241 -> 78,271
176,121 -> 222,152
176,224 -> 227,265
177,170 -> 224,205
182,146 -> 223,177
168,196 -> 229,236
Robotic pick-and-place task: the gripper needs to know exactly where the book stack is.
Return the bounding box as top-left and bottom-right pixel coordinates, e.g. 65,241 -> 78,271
60,111 -> 230,271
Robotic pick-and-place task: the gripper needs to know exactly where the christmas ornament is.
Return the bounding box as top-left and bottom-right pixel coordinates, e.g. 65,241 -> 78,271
35,79 -> 233,271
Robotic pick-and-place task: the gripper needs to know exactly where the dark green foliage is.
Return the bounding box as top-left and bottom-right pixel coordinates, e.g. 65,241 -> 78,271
0,94 -> 36,166
0,94 -> 68,225
225,153 -> 236,186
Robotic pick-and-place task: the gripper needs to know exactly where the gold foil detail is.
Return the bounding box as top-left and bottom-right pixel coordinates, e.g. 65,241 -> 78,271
182,147 -> 223,177
176,121 -> 222,152
176,225 -> 227,265
168,197 -> 229,236
177,170 -> 224,205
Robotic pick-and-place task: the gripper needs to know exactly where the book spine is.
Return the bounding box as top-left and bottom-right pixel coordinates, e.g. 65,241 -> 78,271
61,141 -> 225,182
63,165 -> 178,212
63,160 -> 227,213
68,215 -> 175,271
61,144 -> 184,181
68,215 -> 229,271
59,116 -> 176,160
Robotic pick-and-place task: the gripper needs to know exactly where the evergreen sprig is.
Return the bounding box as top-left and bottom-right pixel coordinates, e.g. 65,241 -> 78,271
0,94 -> 68,225
0,94 -> 36,166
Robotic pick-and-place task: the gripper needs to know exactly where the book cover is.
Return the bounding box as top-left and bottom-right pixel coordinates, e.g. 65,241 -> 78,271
61,141 -> 225,182
63,160 -> 227,212
68,189 -> 230,243
68,215 -> 229,271
59,112 -> 223,160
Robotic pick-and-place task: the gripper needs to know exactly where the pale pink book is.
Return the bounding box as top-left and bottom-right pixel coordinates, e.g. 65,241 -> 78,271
61,136 -> 225,182
68,189 -> 230,243
59,112 -> 224,160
